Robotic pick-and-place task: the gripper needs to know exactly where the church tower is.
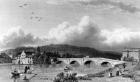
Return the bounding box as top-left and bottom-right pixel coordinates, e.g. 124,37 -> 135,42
20,50 -> 26,59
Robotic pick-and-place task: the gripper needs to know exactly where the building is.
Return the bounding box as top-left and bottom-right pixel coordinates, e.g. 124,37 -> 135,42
121,48 -> 140,62
12,50 -> 33,64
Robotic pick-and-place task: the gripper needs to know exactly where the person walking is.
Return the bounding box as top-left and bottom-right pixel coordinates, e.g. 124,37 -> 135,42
24,66 -> 28,73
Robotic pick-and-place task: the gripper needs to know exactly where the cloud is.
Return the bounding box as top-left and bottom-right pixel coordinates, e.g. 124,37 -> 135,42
101,28 -> 140,45
78,0 -> 140,13
101,28 -> 140,51
48,16 -> 140,51
48,16 -> 106,48
0,27 -> 47,49
46,0 -> 140,13
1,16 -> 140,51
0,16 -> 106,50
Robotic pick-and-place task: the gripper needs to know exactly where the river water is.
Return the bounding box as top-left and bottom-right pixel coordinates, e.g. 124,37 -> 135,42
0,63 -> 133,82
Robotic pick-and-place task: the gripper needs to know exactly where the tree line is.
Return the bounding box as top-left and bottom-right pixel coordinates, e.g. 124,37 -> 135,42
33,47 -> 84,64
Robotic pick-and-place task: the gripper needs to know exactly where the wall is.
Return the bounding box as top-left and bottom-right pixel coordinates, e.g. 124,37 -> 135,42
12,57 -> 33,64
122,48 -> 140,61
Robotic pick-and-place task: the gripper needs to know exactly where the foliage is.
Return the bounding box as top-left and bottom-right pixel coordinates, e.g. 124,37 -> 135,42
0,53 -> 12,63
53,72 -> 78,82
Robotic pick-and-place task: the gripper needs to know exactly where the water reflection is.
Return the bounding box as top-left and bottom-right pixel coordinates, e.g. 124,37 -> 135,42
12,78 -> 30,82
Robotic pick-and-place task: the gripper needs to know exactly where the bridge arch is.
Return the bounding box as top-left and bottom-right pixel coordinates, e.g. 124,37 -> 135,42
100,61 -> 112,67
56,61 -> 64,64
84,60 -> 94,64
84,60 -> 95,67
69,60 -> 80,67
55,61 -> 66,67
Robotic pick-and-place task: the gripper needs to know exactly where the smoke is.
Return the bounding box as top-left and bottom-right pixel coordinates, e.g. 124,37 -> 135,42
0,27 -> 47,49
48,16 -> 106,48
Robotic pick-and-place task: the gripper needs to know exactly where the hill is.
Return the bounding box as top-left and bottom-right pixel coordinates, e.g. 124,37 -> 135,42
3,44 -> 122,60
39,44 -> 121,59
0,52 -> 12,63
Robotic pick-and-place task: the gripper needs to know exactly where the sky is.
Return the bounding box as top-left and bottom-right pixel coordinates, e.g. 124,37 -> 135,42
1,0 -> 140,51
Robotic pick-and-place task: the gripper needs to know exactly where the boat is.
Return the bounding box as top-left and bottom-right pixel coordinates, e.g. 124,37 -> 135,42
11,68 -> 21,79
64,66 -> 72,72
11,72 -> 37,80
11,72 -> 20,79
11,68 -> 37,80
21,73 -> 37,80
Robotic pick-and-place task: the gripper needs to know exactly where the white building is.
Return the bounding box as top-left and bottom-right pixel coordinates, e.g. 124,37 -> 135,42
121,48 -> 140,62
12,50 -> 33,64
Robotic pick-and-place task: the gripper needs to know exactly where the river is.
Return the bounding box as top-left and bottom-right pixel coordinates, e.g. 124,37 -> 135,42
0,63 -> 133,82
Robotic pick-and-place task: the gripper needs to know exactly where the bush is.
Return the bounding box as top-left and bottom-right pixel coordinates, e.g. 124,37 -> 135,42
53,72 -> 78,82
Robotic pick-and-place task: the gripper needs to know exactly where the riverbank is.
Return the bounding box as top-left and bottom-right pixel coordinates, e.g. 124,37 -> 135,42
0,63 -> 12,66
0,62 -> 137,82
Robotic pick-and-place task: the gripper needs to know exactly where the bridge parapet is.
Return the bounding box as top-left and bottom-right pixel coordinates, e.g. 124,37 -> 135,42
57,58 -> 124,67
58,58 -> 84,65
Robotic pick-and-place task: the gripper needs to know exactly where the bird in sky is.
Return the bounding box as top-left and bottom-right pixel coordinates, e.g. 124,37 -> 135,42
19,3 -> 30,8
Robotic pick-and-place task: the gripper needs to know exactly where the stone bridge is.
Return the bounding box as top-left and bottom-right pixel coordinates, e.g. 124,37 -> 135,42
57,58 -> 125,67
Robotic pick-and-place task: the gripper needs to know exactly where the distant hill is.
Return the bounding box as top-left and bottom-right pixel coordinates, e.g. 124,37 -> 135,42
41,44 -> 122,59
0,53 -> 12,63
3,47 -> 36,58
3,44 -> 122,60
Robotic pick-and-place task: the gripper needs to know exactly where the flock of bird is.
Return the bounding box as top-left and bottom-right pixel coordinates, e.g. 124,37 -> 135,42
30,12 -> 42,21
18,2 -> 43,22
19,3 -> 29,8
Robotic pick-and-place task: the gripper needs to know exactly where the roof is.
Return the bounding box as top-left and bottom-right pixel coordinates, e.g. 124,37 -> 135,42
123,48 -> 140,52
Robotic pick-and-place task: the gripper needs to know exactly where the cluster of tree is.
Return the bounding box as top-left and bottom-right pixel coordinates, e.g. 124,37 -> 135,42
0,53 -> 12,63
33,47 -> 85,64
102,51 -> 122,60
33,51 -> 60,64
